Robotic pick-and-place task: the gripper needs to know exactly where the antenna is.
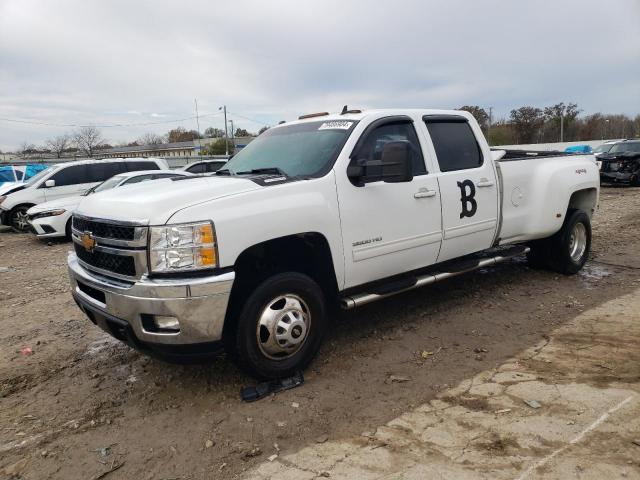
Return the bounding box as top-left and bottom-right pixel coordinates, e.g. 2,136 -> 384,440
194,99 -> 202,154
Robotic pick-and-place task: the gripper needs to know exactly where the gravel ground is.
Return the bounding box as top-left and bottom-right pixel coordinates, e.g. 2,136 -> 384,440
1,186 -> 639,480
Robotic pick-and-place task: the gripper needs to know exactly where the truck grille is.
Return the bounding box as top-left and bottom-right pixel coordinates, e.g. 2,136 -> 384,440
73,217 -> 135,241
74,243 -> 137,277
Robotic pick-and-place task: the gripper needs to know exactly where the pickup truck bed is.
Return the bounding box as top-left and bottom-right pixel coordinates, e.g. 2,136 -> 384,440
495,149 -> 571,161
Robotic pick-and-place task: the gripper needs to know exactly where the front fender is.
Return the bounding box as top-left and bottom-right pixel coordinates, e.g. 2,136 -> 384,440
167,173 -> 346,289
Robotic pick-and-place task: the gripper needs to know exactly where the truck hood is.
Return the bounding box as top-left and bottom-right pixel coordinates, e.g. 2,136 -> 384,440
74,176 -> 261,225
0,183 -> 26,197
28,195 -> 84,213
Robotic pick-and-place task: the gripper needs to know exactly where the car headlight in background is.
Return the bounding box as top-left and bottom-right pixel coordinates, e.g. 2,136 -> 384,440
149,222 -> 217,273
30,209 -> 66,220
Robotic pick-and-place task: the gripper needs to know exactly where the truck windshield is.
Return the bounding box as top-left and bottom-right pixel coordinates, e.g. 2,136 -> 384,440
610,142 -> 640,153
223,120 -> 357,178
593,144 -> 613,153
92,175 -> 125,194
24,166 -> 54,186
0,166 -> 16,183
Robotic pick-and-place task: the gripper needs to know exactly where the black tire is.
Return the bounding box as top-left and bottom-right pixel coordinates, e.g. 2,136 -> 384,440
526,239 -> 550,269
65,218 -> 72,240
630,174 -> 640,187
10,205 -> 31,233
230,272 -> 327,379
548,209 -> 591,275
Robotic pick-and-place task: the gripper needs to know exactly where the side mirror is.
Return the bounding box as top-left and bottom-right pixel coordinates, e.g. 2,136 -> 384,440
348,141 -> 414,186
44,179 -> 55,188
378,142 -> 414,183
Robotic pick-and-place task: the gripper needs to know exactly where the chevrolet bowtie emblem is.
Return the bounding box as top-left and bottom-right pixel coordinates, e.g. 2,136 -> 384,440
80,231 -> 97,252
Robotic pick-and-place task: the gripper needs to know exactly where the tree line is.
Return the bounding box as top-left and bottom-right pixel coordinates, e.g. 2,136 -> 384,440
15,124 -> 268,158
459,103 -> 640,145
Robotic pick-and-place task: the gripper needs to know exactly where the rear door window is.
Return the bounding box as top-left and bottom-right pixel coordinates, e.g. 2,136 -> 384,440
424,117 -> 483,172
87,162 -> 127,183
152,173 -> 181,180
205,161 -> 226,172
50,165 -> 89,186
126,161 -> 159,171
186,163 -> 206,173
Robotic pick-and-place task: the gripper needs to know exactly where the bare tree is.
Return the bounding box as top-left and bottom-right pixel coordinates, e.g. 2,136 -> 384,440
138,132 -> 164,146
19,142 -> 36,159
46,134 -> 71,158
74,126 -> 105,157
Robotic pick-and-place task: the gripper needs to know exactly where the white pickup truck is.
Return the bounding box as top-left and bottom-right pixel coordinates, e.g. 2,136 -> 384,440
67,108 -> 599,378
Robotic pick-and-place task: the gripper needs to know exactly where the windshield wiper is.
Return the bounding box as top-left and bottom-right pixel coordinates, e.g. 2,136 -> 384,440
215,168 -> 232,176
235,167 -> 288,177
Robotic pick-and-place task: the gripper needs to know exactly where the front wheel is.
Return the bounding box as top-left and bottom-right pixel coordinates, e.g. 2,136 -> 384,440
230,272 -> 327,379
549,209 -> 591,275
10,206 -> 31,233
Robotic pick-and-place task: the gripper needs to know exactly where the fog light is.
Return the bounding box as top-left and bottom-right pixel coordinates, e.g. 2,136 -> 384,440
153,315 -> 180,332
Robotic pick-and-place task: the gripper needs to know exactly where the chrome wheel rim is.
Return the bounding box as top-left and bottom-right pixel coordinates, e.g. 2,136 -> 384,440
13,210 -> 29,231
256,294 -> 311,360
569,222 -> 587,262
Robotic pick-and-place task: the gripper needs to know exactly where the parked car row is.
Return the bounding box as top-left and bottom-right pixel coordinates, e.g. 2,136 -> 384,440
0,157 -> 189,236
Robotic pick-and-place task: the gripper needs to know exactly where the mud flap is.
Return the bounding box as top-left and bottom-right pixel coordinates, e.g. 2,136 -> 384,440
241,371 -> 304,402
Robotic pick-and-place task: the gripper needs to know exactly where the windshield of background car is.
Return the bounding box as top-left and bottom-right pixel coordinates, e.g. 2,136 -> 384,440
593,144 -> 613,153
610,142 -> 640,153
224,120 -> 358,177
93,175 -> 126,193
0,167 -> 16,183
24,166 -> 54,186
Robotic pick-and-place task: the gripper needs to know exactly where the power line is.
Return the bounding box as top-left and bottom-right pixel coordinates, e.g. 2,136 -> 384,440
228,111 -> 270,127
0,111 -> 223,128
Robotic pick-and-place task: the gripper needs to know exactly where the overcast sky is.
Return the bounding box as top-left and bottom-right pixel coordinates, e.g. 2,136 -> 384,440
1,0 -> 639,151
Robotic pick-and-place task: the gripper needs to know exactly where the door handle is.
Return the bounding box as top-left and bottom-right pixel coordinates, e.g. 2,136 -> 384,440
476,178 -> 494,187
414,188 -> 437,199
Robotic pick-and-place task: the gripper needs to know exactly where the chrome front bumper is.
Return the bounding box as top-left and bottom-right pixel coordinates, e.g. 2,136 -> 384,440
68,253 -> 234,349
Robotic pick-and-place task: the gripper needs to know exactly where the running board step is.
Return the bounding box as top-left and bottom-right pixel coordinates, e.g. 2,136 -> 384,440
340,245 -> 530,310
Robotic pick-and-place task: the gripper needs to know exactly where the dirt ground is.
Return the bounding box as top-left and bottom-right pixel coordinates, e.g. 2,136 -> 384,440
1,187 -> 639,480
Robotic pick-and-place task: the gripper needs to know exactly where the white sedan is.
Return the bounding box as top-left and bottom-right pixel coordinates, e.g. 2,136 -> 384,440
27,170 -> 190,239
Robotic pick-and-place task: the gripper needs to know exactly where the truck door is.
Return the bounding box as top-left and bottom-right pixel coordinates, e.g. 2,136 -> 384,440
423,115 -> 499,262
336,116 -> 442,288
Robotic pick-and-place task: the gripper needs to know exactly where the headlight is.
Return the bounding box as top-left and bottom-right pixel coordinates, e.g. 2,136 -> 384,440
31,209 -> 66,220
149,221 -> 217,273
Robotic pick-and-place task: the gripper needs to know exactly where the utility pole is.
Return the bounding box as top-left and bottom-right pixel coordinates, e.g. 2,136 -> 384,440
219,105 -> 229,156
487,107 -> 493,145
194,99 -> 202,155
560,112 -> 564,143
228,119 -> 234,151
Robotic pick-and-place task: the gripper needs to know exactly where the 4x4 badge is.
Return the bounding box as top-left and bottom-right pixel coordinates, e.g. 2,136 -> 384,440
80,231 -> 97,252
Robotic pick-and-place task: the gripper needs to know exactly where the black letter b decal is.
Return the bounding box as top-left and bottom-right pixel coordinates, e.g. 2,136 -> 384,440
457,180 -> 477,218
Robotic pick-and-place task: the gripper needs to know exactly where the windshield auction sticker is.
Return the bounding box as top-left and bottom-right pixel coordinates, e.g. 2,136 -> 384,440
318,121 -> 353,130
